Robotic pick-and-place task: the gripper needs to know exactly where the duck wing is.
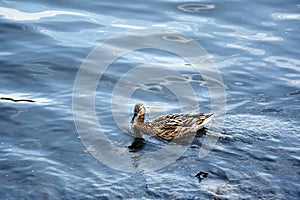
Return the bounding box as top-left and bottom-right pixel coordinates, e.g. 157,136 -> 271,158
147,114 -> 183,141
148,113 -> 213,141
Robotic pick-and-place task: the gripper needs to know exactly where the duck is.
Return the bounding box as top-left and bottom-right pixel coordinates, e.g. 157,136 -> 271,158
131,103 -> 214,141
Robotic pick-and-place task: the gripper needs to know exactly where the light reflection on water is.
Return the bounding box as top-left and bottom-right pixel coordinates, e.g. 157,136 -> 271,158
0,6 -> 86,21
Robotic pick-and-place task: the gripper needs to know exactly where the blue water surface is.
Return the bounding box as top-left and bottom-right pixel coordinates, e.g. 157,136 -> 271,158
0,0 -> 299,199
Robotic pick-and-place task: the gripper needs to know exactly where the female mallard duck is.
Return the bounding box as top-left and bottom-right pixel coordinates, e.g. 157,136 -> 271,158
131,103 -> 214,141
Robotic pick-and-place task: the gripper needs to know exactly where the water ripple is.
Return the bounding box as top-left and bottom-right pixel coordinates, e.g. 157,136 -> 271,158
177,4 -> 216,13
264,56 -> 300,72
218,42 -> 265,55
272,13 -> 300,21
225,32 -> 283,41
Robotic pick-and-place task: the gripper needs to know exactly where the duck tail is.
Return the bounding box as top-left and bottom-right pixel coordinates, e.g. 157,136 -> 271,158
202,113 -> 214,126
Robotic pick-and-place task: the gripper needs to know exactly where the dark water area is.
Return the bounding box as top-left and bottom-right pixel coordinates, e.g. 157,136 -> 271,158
0,0 -> 299,199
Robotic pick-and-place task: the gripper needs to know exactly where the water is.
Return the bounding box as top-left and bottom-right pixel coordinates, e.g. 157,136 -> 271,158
1,0 -> 299,199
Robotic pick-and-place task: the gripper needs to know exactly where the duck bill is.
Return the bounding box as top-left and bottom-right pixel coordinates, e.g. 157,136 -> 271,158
131,113 -> 137,123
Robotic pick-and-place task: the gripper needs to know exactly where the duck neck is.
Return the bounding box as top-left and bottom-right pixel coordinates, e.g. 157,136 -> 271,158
136,114 -> 145,124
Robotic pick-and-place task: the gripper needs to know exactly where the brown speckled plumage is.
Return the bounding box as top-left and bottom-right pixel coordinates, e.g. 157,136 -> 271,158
131,103 -> 214,141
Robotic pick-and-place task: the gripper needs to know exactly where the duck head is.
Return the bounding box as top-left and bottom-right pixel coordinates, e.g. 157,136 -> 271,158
131,103 -> 146,123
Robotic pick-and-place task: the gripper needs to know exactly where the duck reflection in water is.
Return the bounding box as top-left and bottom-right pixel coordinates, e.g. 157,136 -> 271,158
128,137 -> 146,152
